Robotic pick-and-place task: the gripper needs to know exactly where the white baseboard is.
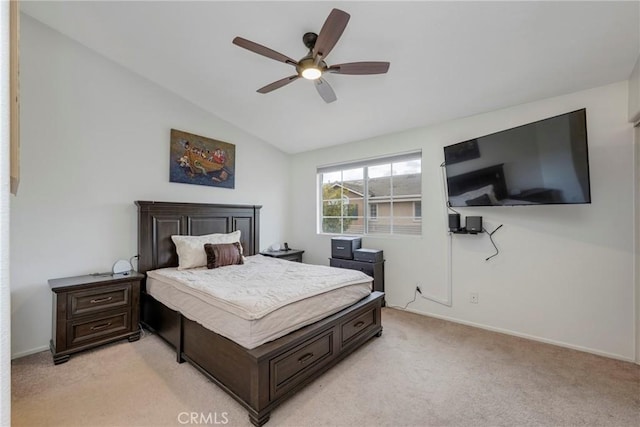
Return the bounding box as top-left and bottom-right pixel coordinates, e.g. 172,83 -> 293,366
11,344 -> 49,360
388,306 -> 635,363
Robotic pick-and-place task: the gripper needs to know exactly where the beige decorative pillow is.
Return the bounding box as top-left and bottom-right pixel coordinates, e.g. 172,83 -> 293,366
171,230 -> 242,269
204,242 -> 244,269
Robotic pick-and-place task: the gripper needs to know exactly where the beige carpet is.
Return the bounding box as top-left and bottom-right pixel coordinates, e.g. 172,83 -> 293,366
12,308 -> 640,427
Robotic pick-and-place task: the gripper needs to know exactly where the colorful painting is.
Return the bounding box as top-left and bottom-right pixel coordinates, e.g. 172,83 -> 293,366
170,129 -> 235,189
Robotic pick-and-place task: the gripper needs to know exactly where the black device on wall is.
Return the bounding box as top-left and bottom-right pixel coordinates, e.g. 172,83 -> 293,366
466,216 -> 483,234
443,109 -> 591,207
448,213 -> 461,232
448,214 -> 483,234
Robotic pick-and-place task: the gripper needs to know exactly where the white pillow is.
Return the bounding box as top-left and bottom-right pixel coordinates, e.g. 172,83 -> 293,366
171,230 -> 242,270
450,184 -> 499,206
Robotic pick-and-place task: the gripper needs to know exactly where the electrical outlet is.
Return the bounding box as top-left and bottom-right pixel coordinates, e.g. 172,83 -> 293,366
470,292 -> 479,304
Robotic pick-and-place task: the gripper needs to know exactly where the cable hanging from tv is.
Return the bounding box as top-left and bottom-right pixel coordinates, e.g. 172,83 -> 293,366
484,224 -> 503,261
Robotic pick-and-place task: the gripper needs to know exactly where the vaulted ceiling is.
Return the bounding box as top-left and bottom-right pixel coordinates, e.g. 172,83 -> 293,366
21,1 -> 639,154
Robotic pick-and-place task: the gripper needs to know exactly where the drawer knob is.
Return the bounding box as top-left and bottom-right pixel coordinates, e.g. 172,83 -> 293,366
354,321 -> 365,328
90,296 -> 113,304
90,322 -> 112,331
298,352 -> 314,364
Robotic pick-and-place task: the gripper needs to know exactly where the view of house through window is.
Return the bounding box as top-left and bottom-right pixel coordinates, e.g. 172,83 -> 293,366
318,152 -> 422,236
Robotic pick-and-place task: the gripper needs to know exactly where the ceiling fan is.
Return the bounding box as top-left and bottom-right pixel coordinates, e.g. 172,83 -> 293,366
232,8 -> 390,103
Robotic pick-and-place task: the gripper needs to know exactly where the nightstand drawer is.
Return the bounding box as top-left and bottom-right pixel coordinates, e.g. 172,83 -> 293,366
279,253 -> 303,262
69,310 -> 130,346
68,283 -> 131,318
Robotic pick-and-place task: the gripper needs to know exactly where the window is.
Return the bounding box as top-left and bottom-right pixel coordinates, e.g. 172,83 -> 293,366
414,201 -> 422,221
369,203 -> 378,220
318,151 -> 422,236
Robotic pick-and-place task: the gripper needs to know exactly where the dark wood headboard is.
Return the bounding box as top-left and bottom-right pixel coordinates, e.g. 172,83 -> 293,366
136,201 -> 261,274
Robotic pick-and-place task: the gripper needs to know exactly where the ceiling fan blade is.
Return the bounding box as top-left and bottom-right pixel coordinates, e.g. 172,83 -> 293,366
257,75 -> 300,94
314,77 -> 337,103
313,9 -> 350,61
328,62 -> 390,75
233,37 -> 298,66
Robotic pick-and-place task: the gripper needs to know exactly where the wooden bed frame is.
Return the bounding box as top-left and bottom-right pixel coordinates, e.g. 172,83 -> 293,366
136,201 -> 384,426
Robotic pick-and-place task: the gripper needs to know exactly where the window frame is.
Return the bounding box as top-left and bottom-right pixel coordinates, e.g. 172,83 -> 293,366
317,151 -> 422,237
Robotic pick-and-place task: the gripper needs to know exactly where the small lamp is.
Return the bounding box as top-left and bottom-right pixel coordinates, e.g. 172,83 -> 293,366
112,259 -> 132,275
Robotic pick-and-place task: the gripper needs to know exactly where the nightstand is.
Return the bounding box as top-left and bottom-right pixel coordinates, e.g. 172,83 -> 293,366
49,272 -> 144,365
260,249 -> 304,262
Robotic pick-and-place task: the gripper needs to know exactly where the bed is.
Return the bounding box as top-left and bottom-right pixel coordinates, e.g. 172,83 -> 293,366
136,201 -> 384,426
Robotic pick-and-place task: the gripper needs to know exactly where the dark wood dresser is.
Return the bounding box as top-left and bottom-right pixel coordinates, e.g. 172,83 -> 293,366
49,272 -> 143,364
330,258 -> 385,304
260,248 -> 304,262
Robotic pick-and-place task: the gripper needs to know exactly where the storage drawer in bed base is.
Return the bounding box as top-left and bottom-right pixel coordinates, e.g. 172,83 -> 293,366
141,291 -> 384,426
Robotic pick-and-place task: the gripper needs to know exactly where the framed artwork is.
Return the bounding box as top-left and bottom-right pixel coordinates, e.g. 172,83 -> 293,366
170,129 -> 236,189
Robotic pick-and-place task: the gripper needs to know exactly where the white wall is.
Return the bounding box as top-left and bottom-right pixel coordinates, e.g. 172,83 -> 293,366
291,81 -> 635,361
629,56 -> 640,122
10,15 -> 291,358
0,0 -> 11,423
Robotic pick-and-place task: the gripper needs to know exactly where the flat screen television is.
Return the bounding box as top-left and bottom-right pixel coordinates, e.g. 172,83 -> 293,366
443,109 -> 591,207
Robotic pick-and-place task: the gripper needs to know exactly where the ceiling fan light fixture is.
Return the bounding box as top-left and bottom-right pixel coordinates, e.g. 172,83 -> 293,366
301,67 -> 322,80
233,9 -> 389,103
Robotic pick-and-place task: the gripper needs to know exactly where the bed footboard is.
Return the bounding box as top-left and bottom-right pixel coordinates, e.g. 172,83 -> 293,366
142,291 -> 384,426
